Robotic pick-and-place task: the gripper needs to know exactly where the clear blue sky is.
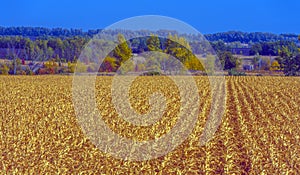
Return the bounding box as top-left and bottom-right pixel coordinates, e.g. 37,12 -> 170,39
1,0 -> 299,34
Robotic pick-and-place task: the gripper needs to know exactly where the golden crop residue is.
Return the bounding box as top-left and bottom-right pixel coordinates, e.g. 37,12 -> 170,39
0,76 -> 299,174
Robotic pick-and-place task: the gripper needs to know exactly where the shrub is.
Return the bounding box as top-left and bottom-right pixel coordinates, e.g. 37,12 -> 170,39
0,63 -> 9,75
228,69 -> 246,76
67,62 -> 75,73
16,70 -> 27,75
38,68 -> 48,75
142,71 -> 162,76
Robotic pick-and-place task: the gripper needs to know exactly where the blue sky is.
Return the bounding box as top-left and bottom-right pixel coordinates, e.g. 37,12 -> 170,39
1,0 -> 299,34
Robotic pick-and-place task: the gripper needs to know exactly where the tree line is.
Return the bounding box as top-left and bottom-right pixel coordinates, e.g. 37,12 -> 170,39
0,27 -> 299,76
205,31 -> 298,43
1,27 -> 298,43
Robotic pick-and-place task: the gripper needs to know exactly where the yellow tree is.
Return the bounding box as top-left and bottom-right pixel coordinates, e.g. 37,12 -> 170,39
67,61 -> 75,73
270,60 -> 280,71
0,63 -> 9,75
165,34 -> 203,71
184,56 -> 204,71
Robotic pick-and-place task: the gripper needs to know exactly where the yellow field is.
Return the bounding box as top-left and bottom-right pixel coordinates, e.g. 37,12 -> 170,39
0,76 -> 299,174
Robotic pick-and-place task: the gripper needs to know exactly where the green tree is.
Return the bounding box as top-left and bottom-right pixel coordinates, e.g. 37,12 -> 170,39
250,44 -> 262,55
210,41 -> 230,54
280,46 -> 300,76
259,57 -> 271,70
217,51 -> 239,70
46,47 -> 54,59
118,59 -> 134,74
147,34 -> 161,52
252,54 -> 261,70
204,54 -> 216,74
145,55 -> 161,72
113,34 -> 132,64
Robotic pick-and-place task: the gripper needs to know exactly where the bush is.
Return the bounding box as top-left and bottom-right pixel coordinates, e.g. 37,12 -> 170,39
76,61 -> 88,73
38,68 -> 48,75
87,63 -> 99,72
0,63 -> 9,75
16,70 -> 27,75
228,69 -> 246,76
67,62 -> 75,73
56,67 -> 68,74
142,71 -> 162,76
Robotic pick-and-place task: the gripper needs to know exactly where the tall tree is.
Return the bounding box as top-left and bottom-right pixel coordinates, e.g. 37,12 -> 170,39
217,51 -> 239,70
113,34 -> 132,64
164,34 -> 204,71
252,54 -> 261,70
7,38 -> 22,74
280,46 -> 300,76
147,34 -> 162,52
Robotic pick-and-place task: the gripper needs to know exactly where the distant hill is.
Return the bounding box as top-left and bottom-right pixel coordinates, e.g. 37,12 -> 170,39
0,26 -> 298,44
205,31 -> 299,43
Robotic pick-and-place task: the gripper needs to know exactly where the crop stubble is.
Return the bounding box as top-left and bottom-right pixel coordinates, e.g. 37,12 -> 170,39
0,76 -> 299,174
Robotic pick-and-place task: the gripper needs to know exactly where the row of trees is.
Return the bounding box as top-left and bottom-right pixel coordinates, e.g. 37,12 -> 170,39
203,40 -> 298,56
0,28 -> 298,62
205,31 -> 298,43
0,35 -> 230,62
0,33 -> 205,75
1,33 -> 299,75
248,37 -> 300,75
98,34 -> 204,74
0,36 -> 88,63
0,26 -> 99,38
0,26 -> 299,76
249,41 -> 298,56
1,27 -> 298,43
